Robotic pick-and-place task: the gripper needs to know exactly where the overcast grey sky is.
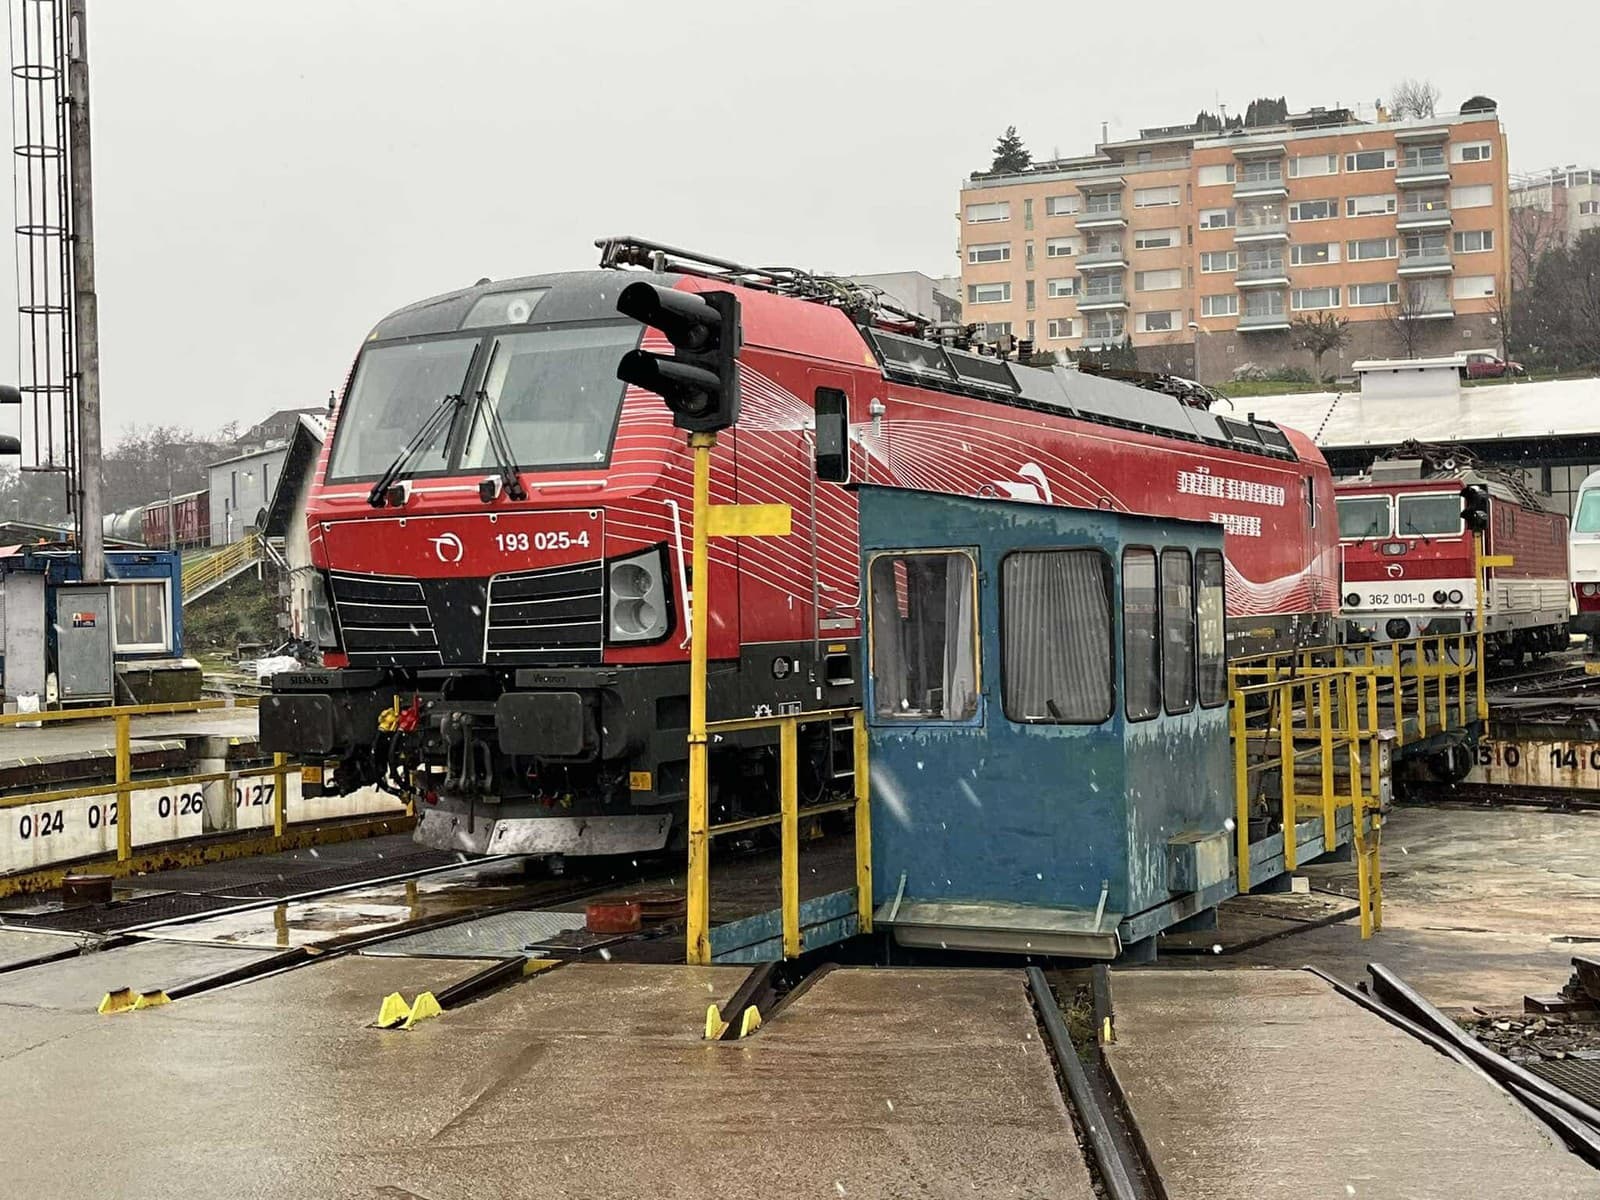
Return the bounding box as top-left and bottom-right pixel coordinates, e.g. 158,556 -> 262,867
4,0 -> 1598,442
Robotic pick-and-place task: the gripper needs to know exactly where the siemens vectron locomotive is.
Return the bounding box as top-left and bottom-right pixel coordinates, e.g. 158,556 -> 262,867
260,238 -> 1338,860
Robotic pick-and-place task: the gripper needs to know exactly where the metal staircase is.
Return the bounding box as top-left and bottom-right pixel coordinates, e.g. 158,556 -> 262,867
182,532 -> 263,603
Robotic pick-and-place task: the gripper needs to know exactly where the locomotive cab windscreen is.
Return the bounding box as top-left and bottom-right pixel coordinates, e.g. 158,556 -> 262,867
1335,495 -> 1391,540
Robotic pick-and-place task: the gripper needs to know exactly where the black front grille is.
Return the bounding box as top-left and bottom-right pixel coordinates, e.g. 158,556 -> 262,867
329,572 -> 441,668
330,563 -> 604,668
486,563 -> 605,665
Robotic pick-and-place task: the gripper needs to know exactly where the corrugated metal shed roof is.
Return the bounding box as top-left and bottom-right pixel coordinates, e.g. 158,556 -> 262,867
1238,377 -> 1600,451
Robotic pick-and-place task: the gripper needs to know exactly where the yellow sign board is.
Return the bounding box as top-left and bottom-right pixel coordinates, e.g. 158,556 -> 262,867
1481,555 -> 1515,568
628,771 -> 653,792
706,503 -> 792,538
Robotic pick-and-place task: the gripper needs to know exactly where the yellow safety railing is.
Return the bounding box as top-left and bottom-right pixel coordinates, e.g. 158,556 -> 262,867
181,532 -> 262,602
684,708 -> 872,964
0,699 -> 404,896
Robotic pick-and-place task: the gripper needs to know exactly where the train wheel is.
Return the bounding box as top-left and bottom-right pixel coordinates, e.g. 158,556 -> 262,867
1427,742 -> 1474,785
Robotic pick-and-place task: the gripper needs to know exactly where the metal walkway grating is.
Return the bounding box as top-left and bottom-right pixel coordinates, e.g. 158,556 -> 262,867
1527,1056 -> 1600,1110
360,910 -> 585,958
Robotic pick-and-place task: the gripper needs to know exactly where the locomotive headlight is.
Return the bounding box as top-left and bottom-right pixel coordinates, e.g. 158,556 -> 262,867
1448,589 -> 1463,604
1344,592 -> 1361,607
1432,590 -> 1448,605
607,548 -> 669,642
309,574 -> 339,649
1583,583 -> 1600,598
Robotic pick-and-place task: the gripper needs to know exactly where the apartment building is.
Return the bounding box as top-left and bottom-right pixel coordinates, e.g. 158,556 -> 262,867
1509,168 -> 1600,287
959,103 -> 1511,382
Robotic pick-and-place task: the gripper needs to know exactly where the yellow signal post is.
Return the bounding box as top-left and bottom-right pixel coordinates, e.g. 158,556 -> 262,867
1473,531 -> 1514,720
684,431 -> 794,965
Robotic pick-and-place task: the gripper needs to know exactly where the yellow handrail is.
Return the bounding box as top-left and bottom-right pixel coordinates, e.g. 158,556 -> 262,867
181,532 -> 262,602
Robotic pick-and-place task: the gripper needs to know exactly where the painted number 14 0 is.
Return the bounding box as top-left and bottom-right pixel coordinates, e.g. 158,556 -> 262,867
495,530 -> 589,553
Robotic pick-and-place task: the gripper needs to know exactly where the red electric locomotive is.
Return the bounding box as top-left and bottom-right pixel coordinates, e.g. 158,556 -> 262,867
1335,457 -> 1569,661
261,238 -> 1338,859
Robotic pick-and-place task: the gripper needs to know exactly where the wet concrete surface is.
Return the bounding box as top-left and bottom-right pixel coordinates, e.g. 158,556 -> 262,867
0,939 -> 275,1012
0,959 -> 1088,1199
0,708 -> 261,770
1219,805 -> 1600,1008
1106,969 -> 1598,1198
0,926 -> 86,970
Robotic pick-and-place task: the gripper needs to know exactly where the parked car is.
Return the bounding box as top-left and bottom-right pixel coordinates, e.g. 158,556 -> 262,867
1463,351 -> 1526,379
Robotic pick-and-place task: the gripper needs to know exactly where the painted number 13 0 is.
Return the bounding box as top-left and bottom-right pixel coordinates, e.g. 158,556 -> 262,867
495,531 -> 588,552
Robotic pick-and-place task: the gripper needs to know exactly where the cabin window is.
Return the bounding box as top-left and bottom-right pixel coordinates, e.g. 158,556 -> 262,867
1398,493 -> 1463,538
868,551 -> 979,721
1162,549 -> 1196,714
111,581 -> 170,653
1123,548 -> 1161,722
1335,496 -> 1391,540
1196,551 -> 1227,708
1001,550 -> 1113,724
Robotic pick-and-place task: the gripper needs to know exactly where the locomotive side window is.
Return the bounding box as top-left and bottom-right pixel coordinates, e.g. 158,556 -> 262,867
868,551 -> 979,721
1397,492 -> 1464,538
814,388 -> 850,484
1161,549 -> 1196,714
1001,550 -> 1113,724
1196,550 -> 1227,708
1123,548 -> 1161,722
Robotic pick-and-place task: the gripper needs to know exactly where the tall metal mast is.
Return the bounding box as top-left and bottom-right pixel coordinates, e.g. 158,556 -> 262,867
64,0 -> 98,577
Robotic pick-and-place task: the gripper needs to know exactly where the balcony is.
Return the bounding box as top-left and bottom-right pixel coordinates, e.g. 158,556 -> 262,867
1396,200 -> 1452,230
1236,258 -> 1289,286
1233,167 -> 1288,199
1397,245 -> 1454,275
1081,329 -> 1126,349
1396,152 -> 1451,186
1393,126 -> 1450,143
1077,287 -> 1129,311
1077,243 -> 1128,270
1234,216 -> 1288,242
1076,204 -> 1127,230
1237,296 -> 1290,331
1232,142 -> 1286,159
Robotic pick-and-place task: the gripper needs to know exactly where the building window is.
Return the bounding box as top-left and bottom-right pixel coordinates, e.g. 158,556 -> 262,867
1135,227 -> 1180,250
1451,184 -> 1493,209
1291,242 -> 1340,266
1350,282 -> 1399,307
111,581 -> 170,653
1199,207 -> 1236,229
1047,317 -> 1076,339
1135,268 -> 1182,292
968,282 -> 1011,305
1086,315 -> 1125,340
1026,319 -> 1035,340
974,321 -> 1013,337
1403,233 -> 1448,258
1046,194 -> 1080,216
1453,141 -> 1492,164
1197,163 -> 1235,187
1002,550 -> 1112,724
1046,236 -> 1079,258
1023,197 -> 1034,230
1134,185 -> 1180,208
1200,250 -> 1237,273
1047,277 -> 1077,298
1288,154 -> 1338,178
965,201 -> 1010,223
1025,279 -> 1036,309
1452,229 -> 1494,253
1453,274 -> 1497,300
1347,237 -> 1398,261
1201,293 -> 1238,318
1138,310 -> 1178,333
1196,551 -> 1226,708
1161,549 -> 1195,714
868,550 -> 979,721
1025,241 -> 1035,270
1123,548 -> 1160,722
1292,286 -> 1340,311
966,242 -> 1010,264
1581,200 -> 1600,216
1346,193 -> 1397,217
1289,198 -> 1336,222
1242,291 -> 1286,319
1345,149 -> 1396,173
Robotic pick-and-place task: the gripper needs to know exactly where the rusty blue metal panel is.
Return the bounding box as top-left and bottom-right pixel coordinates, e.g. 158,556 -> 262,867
857,484 -> 1231,949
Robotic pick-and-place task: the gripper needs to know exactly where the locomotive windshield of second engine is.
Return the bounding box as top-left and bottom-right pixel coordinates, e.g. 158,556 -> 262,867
1396,493 -> 1464,538
1336,495 -> 1391,541
327,316 -> 643,482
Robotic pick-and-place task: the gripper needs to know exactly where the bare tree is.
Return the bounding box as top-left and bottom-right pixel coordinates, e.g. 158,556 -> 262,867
1509,199 -> 1562,292
1390,78 -> 1441,120
1290,312 -> 1351,381
1383,280 -> 1441,358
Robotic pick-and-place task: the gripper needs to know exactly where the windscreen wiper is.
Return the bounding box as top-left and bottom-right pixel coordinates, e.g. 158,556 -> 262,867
473,386 -> 527,501
367,391 -> 466,507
